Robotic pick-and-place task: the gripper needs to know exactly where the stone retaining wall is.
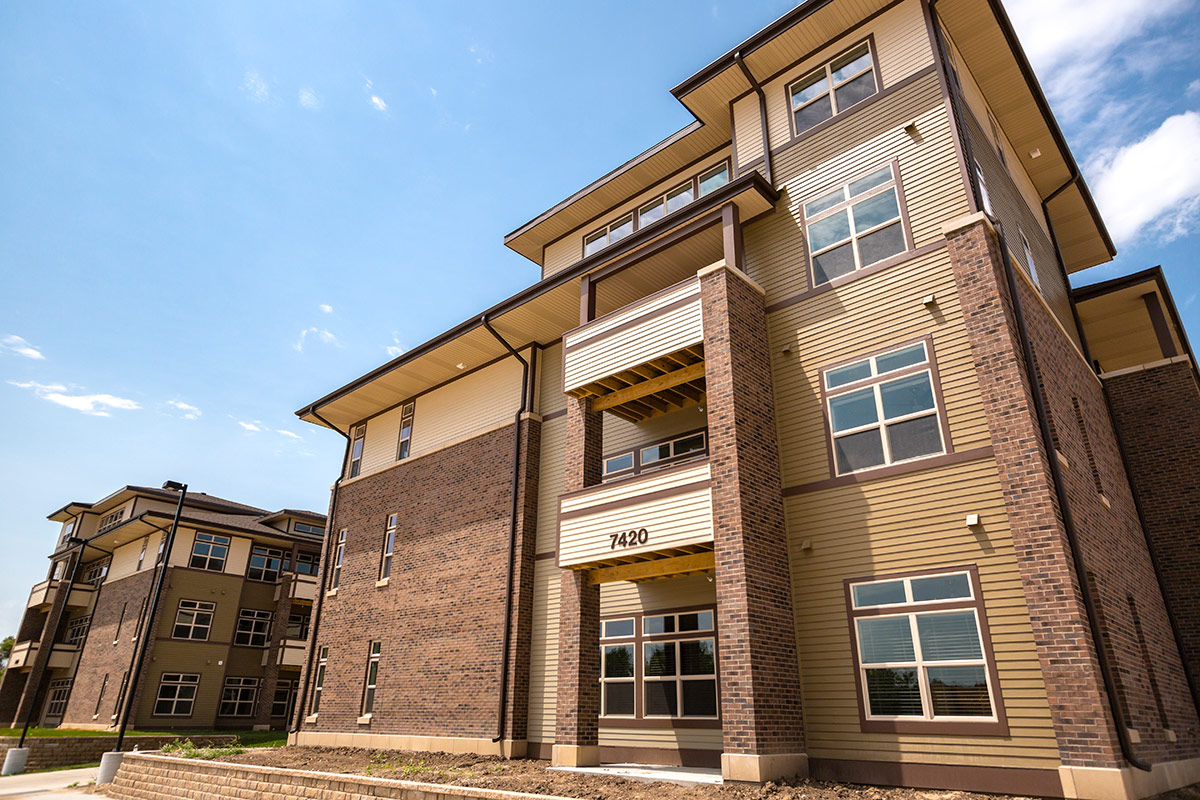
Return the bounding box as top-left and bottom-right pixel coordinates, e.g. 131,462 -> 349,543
0,735 -> 236,771
106,752 -> 577,800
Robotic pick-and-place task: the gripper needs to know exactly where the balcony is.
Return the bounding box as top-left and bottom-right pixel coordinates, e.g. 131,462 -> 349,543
8,641 -> 37,670
275,574 -> 318,604
562,276 -> 706,423
276,640 -> 307,667
66,585 -> 95,610
557,459 -> 715,575
47,645 -> 80,671
27,580 -> 58,609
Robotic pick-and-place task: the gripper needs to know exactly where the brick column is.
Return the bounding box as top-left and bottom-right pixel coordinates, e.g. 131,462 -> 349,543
699,260 -> 807,782
552,396 -> 602,767
253,575 -> 294,730
12,552 -> 80,727
943,213 -> 1123,769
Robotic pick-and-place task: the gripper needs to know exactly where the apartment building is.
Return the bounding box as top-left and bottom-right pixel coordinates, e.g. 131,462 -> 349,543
0,485 -> 324,732
289,1 -> 1200,797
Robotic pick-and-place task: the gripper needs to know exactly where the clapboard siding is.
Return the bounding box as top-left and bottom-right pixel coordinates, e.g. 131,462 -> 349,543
603,405 -> 707,457
733,93 -> 763,171
527,560 -> 560,746
539,342 -> 566,418
536,417 -> 566,555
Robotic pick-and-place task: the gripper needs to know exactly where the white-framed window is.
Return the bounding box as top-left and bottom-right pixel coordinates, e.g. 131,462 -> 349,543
136,538 -> 147,571
602,430 -> 708,480
788,41 -> 878,136
1019,228 -> 1040,288
64,615 -> 91,646
396,402 -> 415,460
172,599 -> 215,641
639,181 -> 695,230
294,522 -> 325,535
362,641 -> 382,715
310,646 -> 328,714
975,161 -> 993,216
697,163 -> 729,197
153,673 -> 199,716
380,515 -> 396,580
804,162 -> 908,286
234,608 -> 273,647
600,609 -> 717,720
286,551 -> 319,576
331,530 -> 347,589
849,570 -> 998,723
247,545 -> 283,582
189,532 -> 230,572
45,679 -> 73,718
272,679 -> 296,719
823,341 -> 946,476
584,213 -> 635,257
98,508 -> 126,532
348,424 -> 366,478
219,677 -> 259,717
83,558 -> 109,585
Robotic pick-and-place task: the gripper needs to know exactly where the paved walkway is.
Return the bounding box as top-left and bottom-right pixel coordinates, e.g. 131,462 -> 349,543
0,765 -> 97,799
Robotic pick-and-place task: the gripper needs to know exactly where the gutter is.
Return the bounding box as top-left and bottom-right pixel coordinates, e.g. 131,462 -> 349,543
290,410 -> 351,734
734,51 -> 773,185
481,316 -> 533,745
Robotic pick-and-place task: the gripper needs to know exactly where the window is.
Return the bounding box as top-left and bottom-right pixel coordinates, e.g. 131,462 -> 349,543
310,646 -> 328,714
975,161 -> 993,216
600,609 -> 717,720
396,402 -> 415,460
697,163 -> 729,197
83,558 -> 109,586
156,534 -> 165,565
584,213 -> 634,257
1019,228 -> 1040,288
294,522 -> 325,535
602,429 -> 708,480
804,162 -> 907,286
247,545 -> 284,582
987,109 -> 1007,169
362,641 -> 382,715
272,679 -> 296,719
113,603 -> 127,644
348,424 -> 366,478
45,679 -> 72,718
219,677 -> 259,717
234,608 -> 273,647
153,673 -> 199,716
848,569 -> 1002,730
286,551 -> 319,576
98,508 -> 126,532
136,538 -> 147,571
789,41 -> 878,137
639,182 -> 695,230
93,674 -> 108,718
823,341 -> 946,476
189,532 -> 230,571
50,560 -> 65,580
286,613 -> 310,641
112,671 -> 129,720
64,615 -> 91,646
172,599 -> 215,641
380,515 -> 396,580
133,597 -> 148,640
331,530 -> 346,589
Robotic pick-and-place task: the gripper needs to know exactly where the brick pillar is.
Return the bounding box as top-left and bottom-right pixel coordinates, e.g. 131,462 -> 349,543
552,396 -> 602,767
699,260 -> 807,782
254,575 -> 295,730
943,213 -> 1123,768
12,552 -> 79,727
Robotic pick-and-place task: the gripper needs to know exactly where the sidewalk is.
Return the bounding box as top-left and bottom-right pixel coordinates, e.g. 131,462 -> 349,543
0,765 -> 97,799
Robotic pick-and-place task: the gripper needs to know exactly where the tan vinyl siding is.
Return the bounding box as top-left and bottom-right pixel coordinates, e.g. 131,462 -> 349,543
527,560 -> 560,745
157,570 -> 246,643
745,72 -> 966,306
536,417 -> 566,555
787,458 -> 1060,768
539,342 -> 566,419
603,405 -> 707,457
134,643 -> 230,726
733,93 -> 763,170
768,247 -> 990,488
107,534 -> 159,583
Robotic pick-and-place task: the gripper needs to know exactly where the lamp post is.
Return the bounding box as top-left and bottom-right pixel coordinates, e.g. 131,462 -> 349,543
97,481 -> 187,785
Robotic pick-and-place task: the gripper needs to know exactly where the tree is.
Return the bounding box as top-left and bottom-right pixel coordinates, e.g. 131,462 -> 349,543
0,636 -> 13,674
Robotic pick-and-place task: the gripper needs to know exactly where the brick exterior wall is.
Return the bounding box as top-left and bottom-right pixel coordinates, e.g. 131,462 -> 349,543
253,573 -> 296,729
700,264 -> 806,757
1105,362 -> 1200,716
0,734 -> 235,771
946,217 -> 1200,768
300,422 -> 539,741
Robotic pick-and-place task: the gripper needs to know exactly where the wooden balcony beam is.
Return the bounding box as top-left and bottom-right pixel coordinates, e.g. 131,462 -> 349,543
588,551 -> 716,584
591,362 -> 706,412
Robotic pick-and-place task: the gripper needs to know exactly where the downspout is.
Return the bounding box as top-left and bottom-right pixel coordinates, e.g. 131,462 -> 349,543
734,51 -> 772,185
290,409 -> 351,734
480,315 -> 531,745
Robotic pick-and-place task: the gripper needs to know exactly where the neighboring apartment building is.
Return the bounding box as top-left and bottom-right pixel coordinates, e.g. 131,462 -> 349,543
288,1 -> 1200,797
0,485 -> 324,732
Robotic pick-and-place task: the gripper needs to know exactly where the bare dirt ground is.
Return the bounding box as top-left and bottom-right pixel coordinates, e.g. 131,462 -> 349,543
216,747 -> 1200,800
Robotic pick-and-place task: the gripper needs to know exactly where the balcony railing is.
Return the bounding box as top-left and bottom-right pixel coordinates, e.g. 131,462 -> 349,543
275,574 -> 318,604
8,641 -> 37,670
27,580 -> 57,609
47,644 -> 80,671
276,640 -> 307,667
558,459 -> 713,569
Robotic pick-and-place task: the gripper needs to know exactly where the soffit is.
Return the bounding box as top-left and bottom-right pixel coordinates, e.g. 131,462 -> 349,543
1075,278 -> 1184,372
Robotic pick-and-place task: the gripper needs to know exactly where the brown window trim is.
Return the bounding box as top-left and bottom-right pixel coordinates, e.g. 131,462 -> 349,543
818,334 -> 954,481
782,34 -> 882,148
601,427 -> 709,481
581,158 -> 732,260
599,604 -> 720,730
843,564 -> 1009,736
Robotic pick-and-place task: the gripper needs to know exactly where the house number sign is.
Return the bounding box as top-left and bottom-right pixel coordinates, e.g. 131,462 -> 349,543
610,528 -> 649,549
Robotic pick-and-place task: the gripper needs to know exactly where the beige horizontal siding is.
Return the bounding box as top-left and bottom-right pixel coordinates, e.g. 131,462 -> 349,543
787,458 -> 1060,768
598,728 -> 724,749
603,405 -> 707,457
527,560 -> 560,745
538,343 -> 566,418
536,417 -> 566,555
733,93 -> 763,170
599,574 -> 715,617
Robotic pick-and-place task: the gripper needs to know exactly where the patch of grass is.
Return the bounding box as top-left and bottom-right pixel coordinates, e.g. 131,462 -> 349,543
161,738 -> 246,760
0,728 -> 287,748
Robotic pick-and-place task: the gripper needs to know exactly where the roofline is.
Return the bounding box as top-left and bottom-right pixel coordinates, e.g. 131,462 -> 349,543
47,485 -> 265,521
1071,265 -> 1166,301
257,509 -> 327,524
138,509 -> 324,543
299,172 -> 779,422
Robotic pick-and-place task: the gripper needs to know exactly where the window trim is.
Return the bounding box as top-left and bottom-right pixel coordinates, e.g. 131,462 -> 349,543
380,515 -> 397,580
598,605 -> 720,729
1018,227 -> 1041,289
233,608 -> 273,648
44,678 -> 73,718
601,428 -> 709,481
218,677 -> 260,718
64,614 -> 92,646
171,599 -> 216,642
785,36 -> 882,142
395,402 -> 415,461
309,646 -> 328,715
331,530 -> 346,590
271,678 -> 297,719
362,641 -> 382,715
799,159 -> 914,289
246,545 -> 284,583
818,335 -> 953,480
152,672 -> 200,718
844,565 -> 1008,735
189,532 -> 231,572
348,424 -> 366,479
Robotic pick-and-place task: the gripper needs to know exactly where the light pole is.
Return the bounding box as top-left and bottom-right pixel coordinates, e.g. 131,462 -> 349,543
97,480 -> 187,785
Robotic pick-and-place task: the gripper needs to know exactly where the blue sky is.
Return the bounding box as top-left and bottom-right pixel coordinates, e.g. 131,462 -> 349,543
1,0 -> 1198,636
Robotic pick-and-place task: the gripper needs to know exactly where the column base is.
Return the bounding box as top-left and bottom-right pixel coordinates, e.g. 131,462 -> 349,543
721,752 -> 808,783
552,744 -> 601,767
1059,756 -> 1200,800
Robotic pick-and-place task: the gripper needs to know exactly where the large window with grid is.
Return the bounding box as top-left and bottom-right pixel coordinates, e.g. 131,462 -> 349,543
848,568 -> 1005,733
286,612 -> 310,641
64,615 -> 91,646
285,551 -> 320,576
362,641 -> 382,715
83,558 -> 109,585
788,40 -> 878,137
272,679 -> 296,719
172,599 -> 215,641
153,673 -> 199,716
600,609 -> 718,721
803,162 -> 908,286
44,679 -> 72,718
219,677 -> 259,717
234,608 -> 273,647
189,532 -> 230,571
247,545 -> 284,582
822,340 -> 947,476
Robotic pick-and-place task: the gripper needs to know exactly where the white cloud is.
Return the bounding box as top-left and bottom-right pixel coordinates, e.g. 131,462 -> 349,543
277,430 -> 303,440
319,303 -> 333,314
243,71 -> 270,102
1089,111 -> 1200,245
298,88 -> 320,110
370,95 -> 387,112
467,44 -> 493,65
168,400 -> 201,420
385,333 -> 404,359
293,327 -> 340,353
429,87 -> 438,97
1189,79 -> 1200,98
1,334 -> 45,360
9,380 -> 140,417
238,421 -> 262,432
